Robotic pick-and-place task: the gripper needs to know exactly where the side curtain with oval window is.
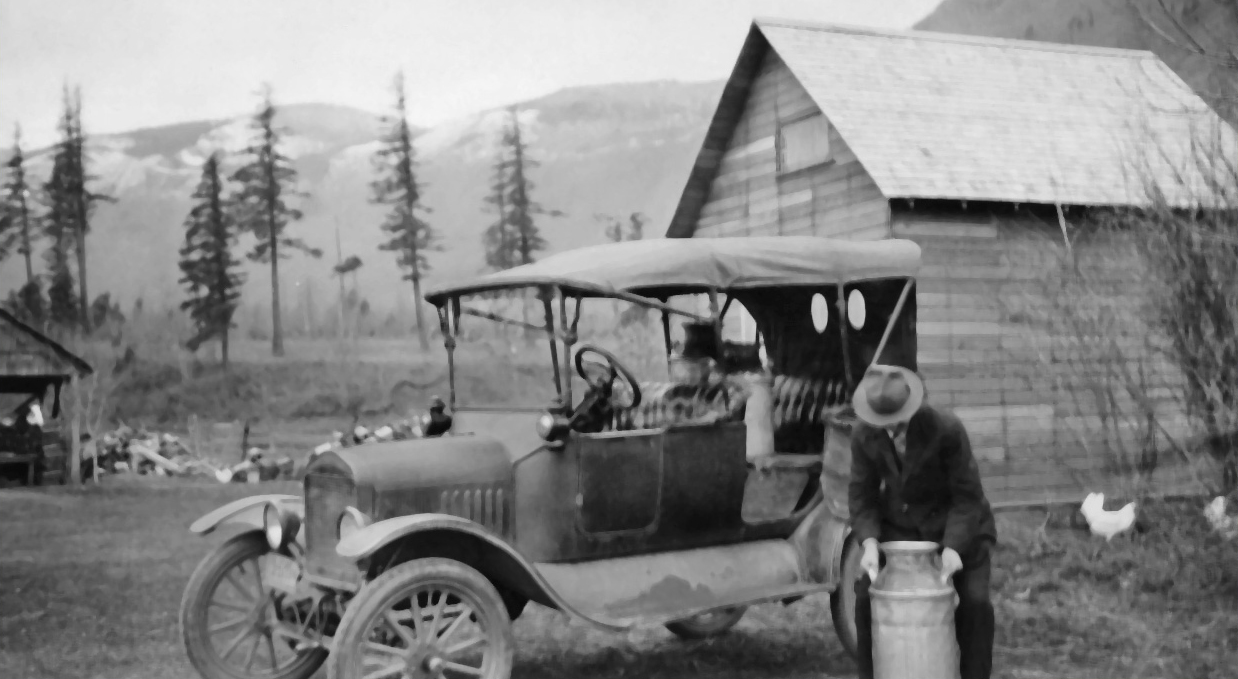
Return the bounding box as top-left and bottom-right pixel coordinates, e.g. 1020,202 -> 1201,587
845,280 -> 917,376
730,287 -> 845,379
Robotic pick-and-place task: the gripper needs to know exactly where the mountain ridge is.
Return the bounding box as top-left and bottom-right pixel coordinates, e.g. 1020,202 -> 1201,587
0,79 -> 725,322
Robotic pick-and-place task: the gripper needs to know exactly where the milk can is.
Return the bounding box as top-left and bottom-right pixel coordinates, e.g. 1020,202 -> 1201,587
871,541 -> 961,679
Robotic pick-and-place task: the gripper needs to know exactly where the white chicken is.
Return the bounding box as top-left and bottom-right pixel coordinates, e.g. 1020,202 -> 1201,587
1204,496 -> 1238,540
1079,492 -> 1137,541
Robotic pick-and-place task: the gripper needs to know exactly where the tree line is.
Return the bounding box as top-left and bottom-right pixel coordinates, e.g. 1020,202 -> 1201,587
0,74 -> 634,367
1,85 -> 114,332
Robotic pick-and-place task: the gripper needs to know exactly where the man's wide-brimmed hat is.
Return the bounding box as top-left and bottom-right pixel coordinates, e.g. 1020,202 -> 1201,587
852,364 -> 924,427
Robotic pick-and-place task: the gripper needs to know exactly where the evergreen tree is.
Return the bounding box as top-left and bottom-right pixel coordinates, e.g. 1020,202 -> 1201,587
502,106 -> 554,265
481,106 -> 562,270
51,86 -> 112,332
371,71 -> 438,350
42,151 -> 78,328
481,146 -> 515,271
179,153 -> 244,368
1,126 -> 36,281
2,281 -> 46,326
230,85 -> 320,357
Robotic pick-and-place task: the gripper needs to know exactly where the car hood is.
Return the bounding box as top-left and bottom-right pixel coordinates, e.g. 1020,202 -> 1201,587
308,435 -> 514,495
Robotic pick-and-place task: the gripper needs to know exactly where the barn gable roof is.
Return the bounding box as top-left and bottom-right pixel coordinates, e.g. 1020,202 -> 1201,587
667,19 -> 1238,237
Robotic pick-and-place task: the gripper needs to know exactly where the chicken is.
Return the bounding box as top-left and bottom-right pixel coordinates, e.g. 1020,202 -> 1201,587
1079,492 -> 1137,541
1204,496 -> 1238,540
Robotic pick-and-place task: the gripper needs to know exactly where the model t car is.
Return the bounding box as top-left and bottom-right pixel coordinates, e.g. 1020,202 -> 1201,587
180,236 -> 922,679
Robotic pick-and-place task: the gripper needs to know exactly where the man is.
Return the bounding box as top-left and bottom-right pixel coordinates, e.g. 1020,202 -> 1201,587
849,364 -> 997,679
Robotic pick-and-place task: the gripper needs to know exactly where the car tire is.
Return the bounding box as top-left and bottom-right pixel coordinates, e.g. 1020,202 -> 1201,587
180,532 -> 327,679
830,534 -> 864,659
665,606 -> 747,640
327,557 -> 514,679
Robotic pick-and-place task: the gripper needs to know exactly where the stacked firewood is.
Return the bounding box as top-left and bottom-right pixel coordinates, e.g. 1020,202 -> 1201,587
83,425 -> 295,483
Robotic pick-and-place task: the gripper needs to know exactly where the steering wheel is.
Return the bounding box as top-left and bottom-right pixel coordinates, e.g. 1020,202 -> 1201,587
573,344 -> 643,411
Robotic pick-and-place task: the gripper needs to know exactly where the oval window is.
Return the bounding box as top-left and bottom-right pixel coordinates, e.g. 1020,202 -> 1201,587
810,293 -> 830,334
847,289 -> 867,329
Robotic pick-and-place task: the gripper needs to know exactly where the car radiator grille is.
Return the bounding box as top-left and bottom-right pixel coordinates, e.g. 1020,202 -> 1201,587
304,471 -> 358,583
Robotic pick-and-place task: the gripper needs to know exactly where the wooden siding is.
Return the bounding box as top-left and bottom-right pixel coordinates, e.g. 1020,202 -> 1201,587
894,207 -> 1196,502
689,50 -> 889,241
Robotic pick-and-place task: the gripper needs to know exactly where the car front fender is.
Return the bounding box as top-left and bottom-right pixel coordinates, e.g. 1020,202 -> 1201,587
337,512 -> 507,560
337,513 -> 635,630
189,494 -> 303,536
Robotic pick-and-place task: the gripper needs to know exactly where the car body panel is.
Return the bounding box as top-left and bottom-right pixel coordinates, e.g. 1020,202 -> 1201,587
336,511 -> 840,630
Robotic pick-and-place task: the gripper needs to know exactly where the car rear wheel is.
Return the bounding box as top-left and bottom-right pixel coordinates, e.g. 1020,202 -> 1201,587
665,606 -> 747,640
180,532 -> 327,679
830,534 -> 864,659
327,557 -> 514,679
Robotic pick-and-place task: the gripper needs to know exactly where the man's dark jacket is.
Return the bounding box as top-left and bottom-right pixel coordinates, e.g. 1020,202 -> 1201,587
849,405 -> 997,556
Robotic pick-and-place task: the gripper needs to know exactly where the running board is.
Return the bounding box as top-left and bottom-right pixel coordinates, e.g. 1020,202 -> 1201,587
534,539 -> 833,628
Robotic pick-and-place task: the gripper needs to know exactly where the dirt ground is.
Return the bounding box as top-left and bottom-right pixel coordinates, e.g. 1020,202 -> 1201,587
1,476 -> 1234,679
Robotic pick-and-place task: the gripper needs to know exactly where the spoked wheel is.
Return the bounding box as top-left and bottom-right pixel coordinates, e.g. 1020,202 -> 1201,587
328,557 -> 513,679
180,533 -> 327,679
665,606 -> 748,640
830,535 -> 864,659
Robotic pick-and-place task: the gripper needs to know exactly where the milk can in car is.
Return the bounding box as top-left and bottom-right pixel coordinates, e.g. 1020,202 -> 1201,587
871,541 -> 961,679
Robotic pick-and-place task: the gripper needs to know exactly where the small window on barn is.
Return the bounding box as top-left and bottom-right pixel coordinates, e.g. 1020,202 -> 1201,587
777,113 -> 831,174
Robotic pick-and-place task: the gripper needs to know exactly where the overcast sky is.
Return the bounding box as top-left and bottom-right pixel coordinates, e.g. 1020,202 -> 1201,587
1,0 -> 941,147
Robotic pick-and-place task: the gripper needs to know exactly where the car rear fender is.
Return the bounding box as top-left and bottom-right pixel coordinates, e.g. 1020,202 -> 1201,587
789,502 -> 851,585
189,494 -> 303,537
337,513 -> 621,629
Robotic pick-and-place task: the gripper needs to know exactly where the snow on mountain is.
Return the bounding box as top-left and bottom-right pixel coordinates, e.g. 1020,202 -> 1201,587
0,81 -> 723,317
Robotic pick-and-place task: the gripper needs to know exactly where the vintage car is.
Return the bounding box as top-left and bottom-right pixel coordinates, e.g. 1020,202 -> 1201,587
179,236 -> 921,679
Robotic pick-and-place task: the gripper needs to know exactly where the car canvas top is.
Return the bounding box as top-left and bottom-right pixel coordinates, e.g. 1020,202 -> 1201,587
425,236 -> 922,303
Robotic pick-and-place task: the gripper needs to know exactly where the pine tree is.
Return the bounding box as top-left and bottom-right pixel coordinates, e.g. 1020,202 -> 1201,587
51,86 -> 112,333
503,106 -> 553,266
231,85 -> 320,357
179,153 -> 244,368
371,71 -> 438,350
481,146 -> 515,271
42,151 -> 78,328
481,107 -> 562,269
1,126 -> 36,281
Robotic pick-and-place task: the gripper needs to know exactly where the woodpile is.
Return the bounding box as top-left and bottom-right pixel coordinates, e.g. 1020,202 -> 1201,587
83,424 -> 294,483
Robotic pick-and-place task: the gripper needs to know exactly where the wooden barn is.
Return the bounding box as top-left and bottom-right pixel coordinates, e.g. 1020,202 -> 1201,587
666,19 -> 1238,503
0,309 -> 93,485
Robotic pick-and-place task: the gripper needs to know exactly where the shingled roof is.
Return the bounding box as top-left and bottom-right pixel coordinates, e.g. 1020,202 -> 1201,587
672,19 -> 1238,225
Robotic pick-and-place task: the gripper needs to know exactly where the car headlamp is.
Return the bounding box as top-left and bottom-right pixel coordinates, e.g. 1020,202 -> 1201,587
337,506 -> 371,542
536,413 -> 570,445
263,502 -> 300,551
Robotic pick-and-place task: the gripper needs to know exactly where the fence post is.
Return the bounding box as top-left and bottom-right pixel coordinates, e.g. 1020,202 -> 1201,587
69,376 -> 82,486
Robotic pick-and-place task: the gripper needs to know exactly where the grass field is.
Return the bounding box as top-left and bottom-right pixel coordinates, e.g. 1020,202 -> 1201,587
1,476 -> 1234,679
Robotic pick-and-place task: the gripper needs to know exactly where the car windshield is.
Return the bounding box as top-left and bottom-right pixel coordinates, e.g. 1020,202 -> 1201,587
450,292 -> 726,410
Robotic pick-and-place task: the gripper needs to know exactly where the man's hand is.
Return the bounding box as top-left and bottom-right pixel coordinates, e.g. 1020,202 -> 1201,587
860,538 -> 880,582
940,546 -> 962,584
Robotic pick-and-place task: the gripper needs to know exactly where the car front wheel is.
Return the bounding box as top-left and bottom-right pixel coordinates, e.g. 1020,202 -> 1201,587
665,606 -> 748,640
180,532 -> 327,679
830,535 -> 864,659
327,557 -> 514,679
